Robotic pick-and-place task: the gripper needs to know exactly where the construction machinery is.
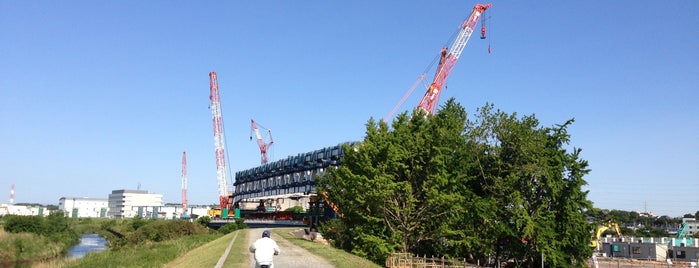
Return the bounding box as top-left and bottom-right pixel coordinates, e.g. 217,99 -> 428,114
591,221 -> 622,249
320,191 -> 343,218
250,119 -> 274,164
209,72 -> 232,218
386,3 -> 491,121
676,223 -> 689,238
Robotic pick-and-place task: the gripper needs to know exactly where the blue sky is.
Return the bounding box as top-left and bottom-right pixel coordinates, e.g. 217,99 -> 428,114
1,1 -> 697,217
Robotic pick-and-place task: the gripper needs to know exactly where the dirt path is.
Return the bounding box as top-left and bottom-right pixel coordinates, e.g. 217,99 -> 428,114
247,228 -> 334,268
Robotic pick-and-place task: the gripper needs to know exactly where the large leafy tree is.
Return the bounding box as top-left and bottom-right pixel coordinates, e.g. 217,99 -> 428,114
318,100 -> 593,267
465,104 -> 593,266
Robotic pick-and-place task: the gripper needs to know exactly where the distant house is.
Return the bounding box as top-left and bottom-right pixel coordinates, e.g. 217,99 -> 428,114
107,189 -> 163,218
58,197 -> 109,218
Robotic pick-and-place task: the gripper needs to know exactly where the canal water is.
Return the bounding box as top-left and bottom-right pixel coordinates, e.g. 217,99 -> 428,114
66,233 -> 108,259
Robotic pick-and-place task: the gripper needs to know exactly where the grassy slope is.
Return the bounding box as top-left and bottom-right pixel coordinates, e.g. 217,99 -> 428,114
272,228 -> 382,268
164,228 -> 380,268
165,229 -> 250,268
63,233 -> 220,268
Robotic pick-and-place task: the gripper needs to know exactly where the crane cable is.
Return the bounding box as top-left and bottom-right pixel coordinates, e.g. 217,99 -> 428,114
384,25 -> 462,122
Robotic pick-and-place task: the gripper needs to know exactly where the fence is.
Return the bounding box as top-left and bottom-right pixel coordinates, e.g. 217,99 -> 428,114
386,253 -> 698,268
590,258 -> 697,268
385,253 -> 478,268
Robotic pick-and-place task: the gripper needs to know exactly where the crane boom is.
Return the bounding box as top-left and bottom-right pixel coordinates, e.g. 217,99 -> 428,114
209,72 -> 230,213
416,3 -> 491,114
251,119 -> 274,164
181,151 -> 188,217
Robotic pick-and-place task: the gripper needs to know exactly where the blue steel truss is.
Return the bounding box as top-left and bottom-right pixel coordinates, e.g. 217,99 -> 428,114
232,142 -> 356,203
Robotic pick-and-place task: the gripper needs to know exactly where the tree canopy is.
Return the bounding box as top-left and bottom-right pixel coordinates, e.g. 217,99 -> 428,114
318,99 -> 594,267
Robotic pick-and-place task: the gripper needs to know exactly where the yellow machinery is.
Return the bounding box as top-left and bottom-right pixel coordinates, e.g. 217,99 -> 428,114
207,208 -> 234,218
591,221 -> 622,249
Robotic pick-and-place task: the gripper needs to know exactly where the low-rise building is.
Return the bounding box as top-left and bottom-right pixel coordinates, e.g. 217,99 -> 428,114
107,189 -> 163,218
0,203 -> 47,216
58,197 -> 108,218
682,218 -> 699,237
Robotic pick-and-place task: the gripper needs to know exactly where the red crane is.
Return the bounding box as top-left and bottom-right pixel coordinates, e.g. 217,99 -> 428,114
181,151 -> 189,218
250,119 -> 274,164
209,72 -> 230,216
415,3 -> 491,115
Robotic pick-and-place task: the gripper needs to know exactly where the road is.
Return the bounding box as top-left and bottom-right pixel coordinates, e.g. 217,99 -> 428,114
247,228 -> 334,268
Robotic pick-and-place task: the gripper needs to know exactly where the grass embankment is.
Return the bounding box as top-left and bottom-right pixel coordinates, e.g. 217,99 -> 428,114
165,229 -> 250,268
273,228 -> 382,268
0,229 -> 63,264
64,232 -> 220,268
0,214 -> 79,265
61,218 -> 233,268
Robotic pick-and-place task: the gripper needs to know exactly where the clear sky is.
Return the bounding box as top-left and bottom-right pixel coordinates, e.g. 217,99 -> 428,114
1,1 -> 697,217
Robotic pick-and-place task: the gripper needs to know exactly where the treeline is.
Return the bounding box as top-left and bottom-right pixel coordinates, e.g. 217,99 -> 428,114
588,208 -> 699,237
319,100 -> 594,267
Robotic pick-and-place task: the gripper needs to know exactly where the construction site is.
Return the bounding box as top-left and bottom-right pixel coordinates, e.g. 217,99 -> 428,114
194,3 -> 699,265
201,4 -> 494,226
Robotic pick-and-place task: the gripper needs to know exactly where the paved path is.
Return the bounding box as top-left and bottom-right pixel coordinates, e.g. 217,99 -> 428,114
247,228 -> 334,268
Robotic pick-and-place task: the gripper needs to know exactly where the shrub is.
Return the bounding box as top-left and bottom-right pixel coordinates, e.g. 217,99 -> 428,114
126,220 -> 209,245
131,217 -> 150,230
196,216 -> 211,227
217,219 -> 246,234
285,205 -> 305,213
3,215 -> 44,234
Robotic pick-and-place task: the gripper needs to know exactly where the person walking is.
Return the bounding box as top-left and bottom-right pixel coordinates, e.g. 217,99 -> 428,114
249,230 -> 280,268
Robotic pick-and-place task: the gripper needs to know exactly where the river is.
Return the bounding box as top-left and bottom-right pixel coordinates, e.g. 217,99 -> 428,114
66,233 -> 108,259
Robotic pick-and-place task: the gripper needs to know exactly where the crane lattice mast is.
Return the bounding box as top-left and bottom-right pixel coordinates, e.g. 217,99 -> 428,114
209,72 -> 230,212
10,184 -> 14,204
416,3 -> 491,114
181,151 -> 188,217
250,119 -> 274,164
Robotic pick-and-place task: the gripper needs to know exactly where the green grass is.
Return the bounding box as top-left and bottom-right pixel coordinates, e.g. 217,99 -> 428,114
272,228 -> 382,268
0,231 -> 64,263
64,233 -> 220,268
220,229 -> 251,268
164,229 -> 250,268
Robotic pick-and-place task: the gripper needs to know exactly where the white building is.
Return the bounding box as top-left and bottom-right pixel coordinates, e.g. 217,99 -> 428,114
682,218 -> 699,237
58,197 -> 109,218
107,189 -> 163,218
0,203 -> 48,216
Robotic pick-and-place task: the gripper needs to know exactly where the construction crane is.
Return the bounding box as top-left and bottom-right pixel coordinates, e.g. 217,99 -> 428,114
181,151 -> 189,218
415,3 -> 492,115
209,72 -> 230,217
250,119 -> 274,164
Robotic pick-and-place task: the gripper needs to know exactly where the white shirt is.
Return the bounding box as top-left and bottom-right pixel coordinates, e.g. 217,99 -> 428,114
249,237 -> 280,265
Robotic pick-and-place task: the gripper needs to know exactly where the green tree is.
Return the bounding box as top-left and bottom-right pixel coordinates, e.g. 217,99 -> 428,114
320,100 -> 594,267
463,104 -> 593,267
285,205 -> 305,214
